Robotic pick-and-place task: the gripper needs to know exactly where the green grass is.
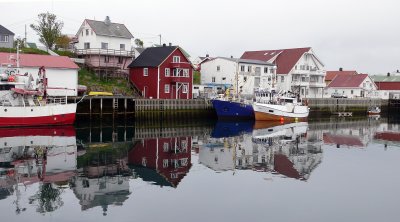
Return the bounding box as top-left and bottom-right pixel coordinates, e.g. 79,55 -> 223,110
54,50 -> 75,57
78,68 -> 134,96
0,47 -> 49,55
193,70 -> 200,84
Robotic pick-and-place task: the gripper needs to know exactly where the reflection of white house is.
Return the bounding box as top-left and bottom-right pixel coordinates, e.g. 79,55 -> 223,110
326,74 -> 378,98
0,52 -> 79,96
241,47 -> 326,98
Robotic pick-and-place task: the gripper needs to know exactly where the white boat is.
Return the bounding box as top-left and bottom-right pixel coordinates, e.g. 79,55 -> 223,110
0,65 -> 77,127
252,90 -> 309,121
367,106 -> 381,115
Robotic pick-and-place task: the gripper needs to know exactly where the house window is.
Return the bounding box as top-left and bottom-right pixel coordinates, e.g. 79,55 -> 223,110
264,67 -> 268,73
183,84 -> 188,93
281,76 -> 284,83
247,65 -> 252,72
104,56 -> 110,63
163,159 -> 169,168
101,42 -> 108,49
222,77 -> 226,80
118,56 -> 123,64
165,68 -> 170,77
173,56 -> 180,63
240,65 -> 245,71
86,29 -> 89,36
0,35 -> 9,42
212,77 -> 216,82
84,42 -> 90,49
163,142 -> 169,152
217,66 -> 220,71
143,68 -> 148,76
363,83 -> 366,87
243,76 -> 247,82
183,69 -> 189,77
120,44 -> 125,50
165,84 -> 170,93
351,90 -> 354,94
91,30 -> 93,35
81,31 -> 83,36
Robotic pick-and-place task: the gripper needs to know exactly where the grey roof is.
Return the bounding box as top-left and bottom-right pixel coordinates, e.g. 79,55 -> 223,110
85,19 -> 133,39
217,57 -> 239,62
239,59 -> 274,65
134,47 -> 146,54
0,25 -> 14,35
371,75 -> 400,82
128,46 -> 178,68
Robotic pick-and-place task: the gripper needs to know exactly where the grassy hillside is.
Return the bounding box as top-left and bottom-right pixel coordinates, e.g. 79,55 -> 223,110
78,68 -> 134,96
193,70 -> 201,84
0,47 -> 49,55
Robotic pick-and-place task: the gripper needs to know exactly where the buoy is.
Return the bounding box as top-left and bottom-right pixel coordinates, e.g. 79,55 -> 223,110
8,75 -> 15,82
280,117 -> 284,122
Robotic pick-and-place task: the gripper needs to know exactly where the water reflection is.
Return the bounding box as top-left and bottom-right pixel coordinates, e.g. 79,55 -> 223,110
0,116 -> 400,221
199,121 -> 322,180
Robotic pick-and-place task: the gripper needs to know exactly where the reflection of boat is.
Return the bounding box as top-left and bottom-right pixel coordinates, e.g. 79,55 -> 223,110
211,120 -> 254,138
211,99 -> 254,120
252,121 -> 308,143
367,106 -> 381,115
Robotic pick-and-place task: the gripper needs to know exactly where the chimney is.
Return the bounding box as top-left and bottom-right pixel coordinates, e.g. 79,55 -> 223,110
339,67 -> 343,71
162,43 -> 166,47
104,16 -> 111,25
230,55 -> 233,58
397,69 -> 399,73
168,43 -> 172,46
206,54 -> 209,58
387,72 -> 390,77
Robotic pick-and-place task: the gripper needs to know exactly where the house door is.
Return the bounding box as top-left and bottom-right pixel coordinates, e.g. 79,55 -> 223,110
171,85 -> 176,99
360,90 -> 364,97
143,86 -> 148,98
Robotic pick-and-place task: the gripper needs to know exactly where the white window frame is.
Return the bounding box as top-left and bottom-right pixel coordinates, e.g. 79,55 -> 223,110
217,66 -> 220,71
281,76 -> 284,83
84,42 -> 90,49
173,56 -> 180,63
212,77 -> 216,83
120,44 -> 125,50
165,84 -> 170,93
165,68 -> 170,77
163,142 -> 169,152
240,65 -> 245,71
183,69 -> 189,77
0,35 -> 9,42
101,42 -> 108,49
183,84 -> 188,93
143,68 -> 148,76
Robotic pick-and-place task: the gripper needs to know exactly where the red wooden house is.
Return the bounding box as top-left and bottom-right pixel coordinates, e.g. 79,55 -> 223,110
128,45 -> 193,99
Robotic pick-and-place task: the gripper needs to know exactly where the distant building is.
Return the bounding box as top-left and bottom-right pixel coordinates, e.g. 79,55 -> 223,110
192,54 -> 213,71
371,75 -> 400,99
74,16 -> 134,78
241,47 -> 326,98
0,24 -> 14,48
326,74 -> 378,98
0,52 -> 79,96
200,57 -> 238,93
325,70 -> 358,86
128,45 -> 193,99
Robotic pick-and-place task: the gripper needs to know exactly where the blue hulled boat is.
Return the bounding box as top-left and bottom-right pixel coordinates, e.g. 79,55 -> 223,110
211,99 -> 254,120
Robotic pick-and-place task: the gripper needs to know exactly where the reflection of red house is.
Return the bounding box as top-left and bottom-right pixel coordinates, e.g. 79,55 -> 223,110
374,132 -> 400,142
128,137 -> 192,187
323,133 -> 364,147
274,154 -> 301,180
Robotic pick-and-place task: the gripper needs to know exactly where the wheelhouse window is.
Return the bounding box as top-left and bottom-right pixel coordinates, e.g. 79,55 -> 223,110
173,56 -> 180,63
143,68 -> 148,76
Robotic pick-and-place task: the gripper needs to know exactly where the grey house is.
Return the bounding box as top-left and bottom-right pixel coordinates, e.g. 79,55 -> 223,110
0,24 -> 14,48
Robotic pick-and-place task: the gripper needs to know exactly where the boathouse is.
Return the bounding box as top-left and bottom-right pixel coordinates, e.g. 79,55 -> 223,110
128,45 -> 193,99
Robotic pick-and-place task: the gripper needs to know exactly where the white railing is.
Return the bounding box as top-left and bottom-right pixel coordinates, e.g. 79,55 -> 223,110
46,97 -> 67,105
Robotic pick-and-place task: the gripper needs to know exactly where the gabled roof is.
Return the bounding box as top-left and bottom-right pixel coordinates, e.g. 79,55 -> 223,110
238,59 -> 274,66
327,74 -> 369,88
0,52 -> 79,69
240,47 -> 311,74
134,47 -> 146,54
326,71 -> 357,81
0,24 -> 14,35
371,75 -> 400,82
323,133 -> 364,147
128,46 -> 178,68
82,19 -> 133,39
375,82 -> 400,90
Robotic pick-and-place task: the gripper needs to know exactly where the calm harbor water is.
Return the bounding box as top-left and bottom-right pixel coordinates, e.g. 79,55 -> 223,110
1,116 -> 400,222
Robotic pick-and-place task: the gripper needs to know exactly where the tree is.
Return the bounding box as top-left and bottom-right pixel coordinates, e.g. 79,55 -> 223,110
134,38 -> 144,48
55,34 -> 71,50
30,12 -> 63,51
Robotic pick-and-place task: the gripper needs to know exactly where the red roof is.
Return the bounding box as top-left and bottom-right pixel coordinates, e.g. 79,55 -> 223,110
375,82 -> 400,90
240,47 -> 311,74
327,74 -> 369,88
323,133 -> 364,147
326,71 -> 357,81
274,154 -> 301,179
0,52 -> 79,69
374,132 -> 400,142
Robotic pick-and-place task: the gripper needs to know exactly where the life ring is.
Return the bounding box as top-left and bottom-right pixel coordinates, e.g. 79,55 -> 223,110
12,92 -> 18,99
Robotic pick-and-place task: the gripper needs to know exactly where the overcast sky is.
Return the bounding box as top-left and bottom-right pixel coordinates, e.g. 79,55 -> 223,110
1,0 -> 399,74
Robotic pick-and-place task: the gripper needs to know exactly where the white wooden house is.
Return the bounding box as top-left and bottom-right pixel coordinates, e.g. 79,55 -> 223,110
326,74 -> 379,98
75,16 -> 134,77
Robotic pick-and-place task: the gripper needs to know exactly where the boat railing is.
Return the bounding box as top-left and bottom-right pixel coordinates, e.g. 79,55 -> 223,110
46,97 -> 67,105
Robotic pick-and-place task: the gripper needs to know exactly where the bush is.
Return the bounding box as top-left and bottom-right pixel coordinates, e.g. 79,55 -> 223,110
0,47 -> 49,55
54,50 -> 75,58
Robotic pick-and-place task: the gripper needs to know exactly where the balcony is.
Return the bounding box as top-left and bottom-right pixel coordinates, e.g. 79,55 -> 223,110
171,62 -> 192,69
291,81 -> 309,87
75,48 -> 134,57
309,81 -> 326,88
239,71 -> 261,76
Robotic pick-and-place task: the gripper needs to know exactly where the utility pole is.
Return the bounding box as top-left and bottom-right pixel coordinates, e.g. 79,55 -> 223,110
24,24 -> 27,47
159,34 -> 161,46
